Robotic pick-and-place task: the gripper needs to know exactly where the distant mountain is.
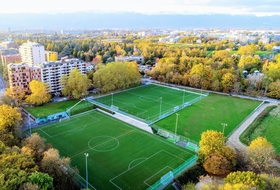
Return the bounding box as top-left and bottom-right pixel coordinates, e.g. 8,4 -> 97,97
0,12 -> 280,30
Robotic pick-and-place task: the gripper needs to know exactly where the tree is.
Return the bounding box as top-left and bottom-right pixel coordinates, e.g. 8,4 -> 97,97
61,68 -> 91,99
40,148 -> 77,190
22,133 -> 47,163
0,105 -> 22,146
221,72 -> 235,93
224,171 -> 265,189
247,137 -> 275,174
198,130 -> 236,175
28,172 -> 54,190
5,86 -> 26,106
267,79 -> 280,99
25,80 -> 51,106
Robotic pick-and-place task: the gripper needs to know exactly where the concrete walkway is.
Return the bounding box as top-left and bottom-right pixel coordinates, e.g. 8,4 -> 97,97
226,102 -> 280,168
96,108 -> 154,134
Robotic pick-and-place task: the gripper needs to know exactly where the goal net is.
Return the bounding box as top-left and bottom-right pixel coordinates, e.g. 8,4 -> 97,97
110,105 -> 119,111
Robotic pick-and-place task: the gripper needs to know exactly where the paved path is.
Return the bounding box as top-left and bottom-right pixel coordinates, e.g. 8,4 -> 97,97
227,101 -> 280,168
0,73 -> 6,98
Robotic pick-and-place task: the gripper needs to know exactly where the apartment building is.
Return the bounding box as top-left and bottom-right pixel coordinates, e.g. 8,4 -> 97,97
19,41 -> 46,66
7,63 -> 41,92
1,54 -> 22,65
0,41 -> 17,49
40,58 -> 86,94
45,51 -> 58,61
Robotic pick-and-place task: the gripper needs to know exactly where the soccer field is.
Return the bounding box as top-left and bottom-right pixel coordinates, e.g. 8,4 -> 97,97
153,93 -> 262,143
32,110 -> 195,189
93,84 -> 203,123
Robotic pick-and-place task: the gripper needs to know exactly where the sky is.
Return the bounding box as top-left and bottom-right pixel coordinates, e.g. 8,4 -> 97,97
3,0 -> 280,16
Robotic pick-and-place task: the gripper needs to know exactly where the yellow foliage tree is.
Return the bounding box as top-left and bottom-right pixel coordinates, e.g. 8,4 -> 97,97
0,105 -> 22,130
5,86 -> 26,106
25,80 -> 51,106
248,137 -> 275,173
61,68 -> 91,99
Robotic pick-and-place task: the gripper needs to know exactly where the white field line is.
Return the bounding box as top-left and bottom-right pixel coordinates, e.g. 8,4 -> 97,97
144,166 -> 173,187
109,150 -> 164,189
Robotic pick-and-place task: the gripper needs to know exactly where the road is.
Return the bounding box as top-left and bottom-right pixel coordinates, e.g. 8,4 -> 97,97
0,73 -> 6,98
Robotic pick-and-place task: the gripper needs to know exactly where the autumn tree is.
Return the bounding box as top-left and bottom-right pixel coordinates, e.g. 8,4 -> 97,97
60,68 -> 91,99
40,148 -> 77,190
93,62 -> 141,93
5,86 -> 26,106
25,80 -> 51,106
198,130 -> 236,176
0,105 -> 22,146
247,137 -> 275,174
224,171 -> 265,189
266,79 -> 280,99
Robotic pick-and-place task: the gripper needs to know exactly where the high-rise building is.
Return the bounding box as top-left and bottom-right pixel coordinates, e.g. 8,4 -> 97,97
19,41 -> 46,66
40,58 -> 86,94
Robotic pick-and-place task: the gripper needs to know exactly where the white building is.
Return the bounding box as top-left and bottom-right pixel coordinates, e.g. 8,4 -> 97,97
40,58 -> 86,94
19,41 -> 46,66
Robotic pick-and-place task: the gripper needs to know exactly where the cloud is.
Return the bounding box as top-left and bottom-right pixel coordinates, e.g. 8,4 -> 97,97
2,0 -> 280,16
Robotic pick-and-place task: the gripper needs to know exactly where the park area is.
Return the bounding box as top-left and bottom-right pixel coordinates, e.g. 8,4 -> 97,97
93,84 -> 203,123
32,110 -> 195,189
152,93 -> 262,143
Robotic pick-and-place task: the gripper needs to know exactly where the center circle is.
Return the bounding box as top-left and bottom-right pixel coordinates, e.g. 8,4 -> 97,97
139,95 -> 158,102
88,136 -> 119,152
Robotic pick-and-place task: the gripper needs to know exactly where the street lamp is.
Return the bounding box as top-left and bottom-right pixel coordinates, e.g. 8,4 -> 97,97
84,153 -> 89,189
159,97 -> 162,118
221,123 -> 228,134
175,113 -> 179,143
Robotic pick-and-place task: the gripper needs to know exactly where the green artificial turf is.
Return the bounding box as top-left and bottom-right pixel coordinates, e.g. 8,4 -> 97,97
152,93 -> 261,143
94,84 -> 202,123
25,99 -> 92,118
32,110 -> 194,189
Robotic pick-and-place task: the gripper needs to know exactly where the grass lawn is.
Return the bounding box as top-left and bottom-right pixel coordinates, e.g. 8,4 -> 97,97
243,105 -> 280,154
25,99 -> 92,118
32,110 -> 194,189
152,93 -> 261,143
94,84 -> 202,123
255,51 -> 272,56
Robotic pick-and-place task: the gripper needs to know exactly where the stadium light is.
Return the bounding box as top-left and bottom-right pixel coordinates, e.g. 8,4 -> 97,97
84,153 -> 89,189
221,123 -> 228,134
175,113 -> 179,143
111,93 -> 114,106
159,97 -> 162,118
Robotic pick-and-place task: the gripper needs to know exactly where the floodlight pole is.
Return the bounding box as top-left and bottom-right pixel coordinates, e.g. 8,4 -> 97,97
200,81 -> 203,99
159,97 -> 162,118
98,81 -> 100,97
111,93 -> 114,106
221,123 -> 228,134
175,113 -> 179,143
84,153 -> 89,189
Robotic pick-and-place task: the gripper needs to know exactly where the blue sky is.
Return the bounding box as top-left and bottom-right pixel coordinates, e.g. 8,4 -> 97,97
3,0 -> 280,16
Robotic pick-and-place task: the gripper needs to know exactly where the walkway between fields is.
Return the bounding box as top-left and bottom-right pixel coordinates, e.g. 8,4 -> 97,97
96,108 -> 153,134
226,102 -> 280,168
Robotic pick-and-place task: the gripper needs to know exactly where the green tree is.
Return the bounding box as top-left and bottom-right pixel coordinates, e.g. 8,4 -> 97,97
28,172 -> 54,190
25,80 -> 51,106
61,68 -> 91,99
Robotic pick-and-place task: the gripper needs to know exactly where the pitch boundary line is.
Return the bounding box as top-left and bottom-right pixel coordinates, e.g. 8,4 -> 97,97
109,150 -> 163,189
144,166 -> 173,187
